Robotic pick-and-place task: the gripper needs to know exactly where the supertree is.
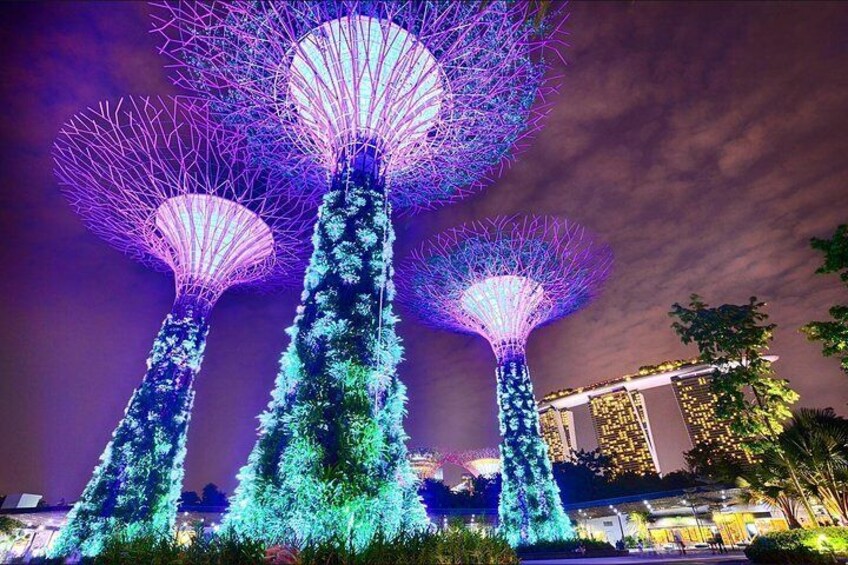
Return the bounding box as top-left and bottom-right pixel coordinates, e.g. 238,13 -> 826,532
408,448 -> 445,481
153,1 -> 564,547
398,216 -> 612,546
47,96 -> 311,558
446,449 -> 503,478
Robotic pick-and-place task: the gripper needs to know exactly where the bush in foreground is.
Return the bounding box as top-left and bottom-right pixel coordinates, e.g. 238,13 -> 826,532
516,537 -> 616,556
93,531 -> 266,565
62,526 -> 517,565
298,528 -> 517,565
745,527 -> 848,564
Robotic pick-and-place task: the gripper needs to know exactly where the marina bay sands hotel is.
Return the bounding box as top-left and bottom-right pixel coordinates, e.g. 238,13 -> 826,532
537,357 -> 772,477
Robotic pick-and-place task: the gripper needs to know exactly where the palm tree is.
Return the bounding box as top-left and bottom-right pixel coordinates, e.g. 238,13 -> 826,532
737,462 -> 804,529
779,408 -> 848,524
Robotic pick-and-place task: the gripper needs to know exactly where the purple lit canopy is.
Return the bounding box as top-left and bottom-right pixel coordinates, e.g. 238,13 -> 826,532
399,216 -> 612,361
54,95 -> 313,306
153,0 -> 563,209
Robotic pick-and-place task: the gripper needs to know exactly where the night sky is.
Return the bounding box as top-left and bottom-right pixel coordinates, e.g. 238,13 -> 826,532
2,2 -> 848,501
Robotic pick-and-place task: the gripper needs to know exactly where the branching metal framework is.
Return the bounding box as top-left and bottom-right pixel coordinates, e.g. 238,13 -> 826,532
151,3 -> 566,545
444,448 -> 503,478
408,448 -> 445,480
48,95 -> 312,557
399,216 -> 612,361
400,215 -> 610,546
152,0 -> 565,210
55,95 -> 312,307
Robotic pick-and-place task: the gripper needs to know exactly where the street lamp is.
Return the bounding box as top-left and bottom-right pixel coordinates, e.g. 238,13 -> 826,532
610,505 -> 626,543
682,498 -> 706,543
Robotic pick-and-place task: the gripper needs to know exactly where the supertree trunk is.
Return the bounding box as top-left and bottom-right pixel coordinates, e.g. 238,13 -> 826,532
49,295 -> 209,558
496,352 -> 573,547
224,145 -> 427,547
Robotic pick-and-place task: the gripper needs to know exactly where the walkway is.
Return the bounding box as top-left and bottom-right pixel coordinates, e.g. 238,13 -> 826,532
524,552 -> 748,565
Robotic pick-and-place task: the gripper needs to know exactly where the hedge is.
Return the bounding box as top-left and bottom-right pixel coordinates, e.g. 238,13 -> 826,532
745,527 -> 848,564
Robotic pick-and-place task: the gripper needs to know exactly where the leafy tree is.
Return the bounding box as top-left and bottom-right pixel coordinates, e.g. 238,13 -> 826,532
178,491 -> 201,507
417,475 -> 502,510
684,441 -> 745,485
200,483 -> 228,507
570,449 -> 614,477
552,449 -> 622,503
801,224 -> 848,376
670,295 -> 798,448
553,449 -> 701,503
669,295 -> 813,522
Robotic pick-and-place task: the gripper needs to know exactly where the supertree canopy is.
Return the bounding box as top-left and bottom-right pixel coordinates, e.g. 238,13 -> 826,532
407,448 -> 445,481
152,1 -> 563,548
445,448 -> 503,479
153,0 -> 562,209
399,215 -> 612,546
48,96 -> 311,558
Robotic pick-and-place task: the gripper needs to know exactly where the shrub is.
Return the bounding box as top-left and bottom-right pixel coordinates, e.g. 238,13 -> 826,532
297,528 -> 518,565
0,516 -> 25,538
516,537 -> 615,554
66,526 -> 516,565
88,531 -> 266,564
745,527 -> 848,564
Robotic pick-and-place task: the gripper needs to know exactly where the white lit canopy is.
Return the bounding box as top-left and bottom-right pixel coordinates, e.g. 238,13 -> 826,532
460,274 -> 547,358
464,457 -> 502,479
154,194 -> 275,293
287,15 -> 445,171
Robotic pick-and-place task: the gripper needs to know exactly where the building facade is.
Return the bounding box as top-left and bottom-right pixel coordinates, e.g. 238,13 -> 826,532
537,356 -> 776,474
588,388 -> 660,477
671,374 -> 753,463
539,406 -> 577,463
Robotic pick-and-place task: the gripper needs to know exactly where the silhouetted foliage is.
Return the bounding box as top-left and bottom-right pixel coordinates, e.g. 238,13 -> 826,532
684,441 -> 746,485
178,491 -> 201,507
418,476 -> 501,509
200,483 -> 227,507
802,224 -> 848,376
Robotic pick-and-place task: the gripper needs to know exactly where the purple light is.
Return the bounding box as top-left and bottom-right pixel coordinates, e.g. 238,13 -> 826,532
54,96 -> 312,304
288,14 -> 445,171
153,1 -> 565,210
154,194 -> 275,290
444,448 -> 502,478
461,275 -> 547,351
399,215 -> 612,361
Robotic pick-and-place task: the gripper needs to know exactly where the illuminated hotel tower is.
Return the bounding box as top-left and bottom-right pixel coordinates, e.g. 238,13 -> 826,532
672,374 -> 753,462
589,389 -> 660,477
539,407 -> 578,463
537,357 -> 777,474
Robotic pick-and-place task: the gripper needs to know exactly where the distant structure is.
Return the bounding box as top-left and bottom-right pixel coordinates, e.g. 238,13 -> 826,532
155,1 -> 563,548
409,449 -> 444,481
671,374 -> 756,465
48,96 -> 310,557
538,358 -> 773,476
539,405 -> 578,463
589,389 -> 659,477
1,494 -> 42,510
444,449 -> 502,479
400,215 -> 612,546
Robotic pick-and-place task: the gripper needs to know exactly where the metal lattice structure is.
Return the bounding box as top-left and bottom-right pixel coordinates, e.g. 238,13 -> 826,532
54,95 -> 313,306
400,216 -> 607,545
152,0 -> 565,210
444,448 -> 502,478
399,216 -> 612,361
49,95 -> 313,557
408,448 -> 445,480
